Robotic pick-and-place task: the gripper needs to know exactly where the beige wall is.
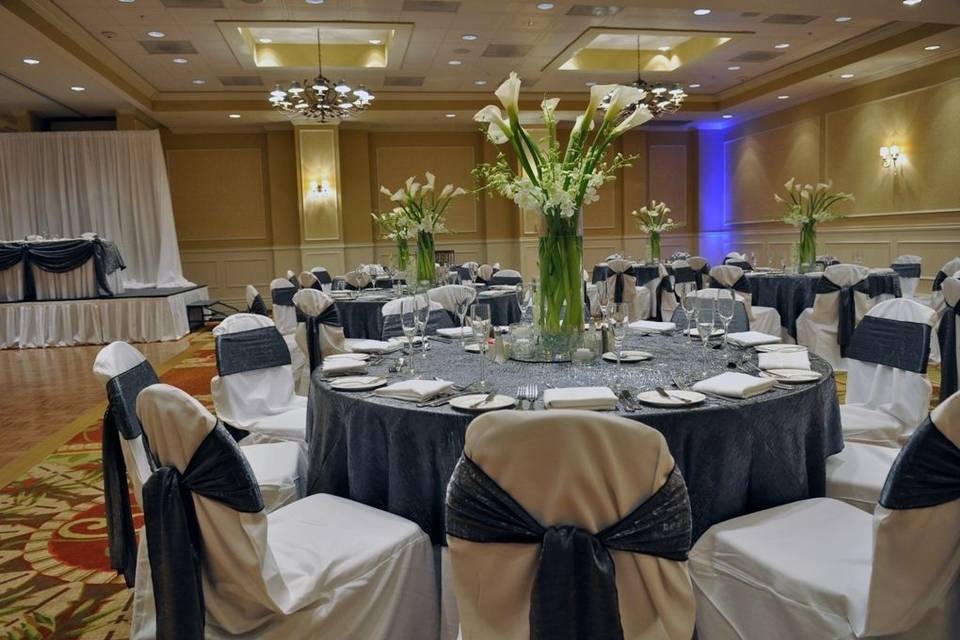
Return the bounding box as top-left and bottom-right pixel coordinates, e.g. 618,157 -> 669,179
710,56 -> 960,289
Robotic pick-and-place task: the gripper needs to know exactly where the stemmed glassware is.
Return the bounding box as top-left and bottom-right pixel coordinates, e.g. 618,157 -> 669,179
715,290 -> 735,349
454,296 -> 472,346
697,304 -> 716,377
608,302 -> 629,390
400,296 -> 418,375
678,283 -> 698,343
596,280 -> 610,326
414,295 -> 431,374
470,304 -> 492,391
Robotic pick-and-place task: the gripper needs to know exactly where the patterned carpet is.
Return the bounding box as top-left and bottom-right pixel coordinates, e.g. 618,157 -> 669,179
0,332 -> 942,638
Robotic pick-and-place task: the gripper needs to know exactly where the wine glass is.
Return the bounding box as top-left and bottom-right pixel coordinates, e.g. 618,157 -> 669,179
609,302 -> 629,390
716,290 -> 736,349
454,295 -> 472,346
414,295 -> 431,375
596,280 -> 610,324
470,304 -> 492,391
400,297 -> 418,375
678,283 -> 698,343
697,304 -> 716,377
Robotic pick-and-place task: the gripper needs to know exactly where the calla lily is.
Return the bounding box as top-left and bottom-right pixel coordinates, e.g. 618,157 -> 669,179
409,182 -> 421,196
439,184 -> 454,198
390,188 -> 405,202
774,193 -> 785,204
785,177 -> 796,191
475,105 -> 512,142
379,185 -> 392,197
541,97 -> 560,121
452,187 -> 467,197
611,104 -> 653,136
495,72 -> 522,121
602,86 -> 644,126
586,83 -> 618,121
405,176 -> 415,192
424,172 -> 436,192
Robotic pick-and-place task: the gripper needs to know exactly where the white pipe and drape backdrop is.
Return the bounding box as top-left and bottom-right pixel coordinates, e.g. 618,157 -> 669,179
0,129 -> 190,288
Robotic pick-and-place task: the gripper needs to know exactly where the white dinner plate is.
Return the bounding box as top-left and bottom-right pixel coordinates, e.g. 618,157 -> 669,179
463,342 -> 482,353
602,350 -> 653,363
636,389 -> 705,407
449,394 -> 516,412
325,352 -> 371,362
328,376 -> 388,391
761,368 -> 821,383
683,328 -> 725,338
389,336 -> 429,346
755,344 -> 808,353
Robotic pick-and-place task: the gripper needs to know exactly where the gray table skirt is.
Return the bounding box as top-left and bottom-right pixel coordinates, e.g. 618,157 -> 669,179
747,271 -> 901,337
306,333 -> 843,544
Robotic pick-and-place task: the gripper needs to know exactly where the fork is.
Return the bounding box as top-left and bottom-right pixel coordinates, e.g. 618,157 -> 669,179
526,383 -> 539,410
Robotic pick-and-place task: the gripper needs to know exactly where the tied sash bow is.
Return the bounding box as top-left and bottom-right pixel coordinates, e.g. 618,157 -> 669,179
938,302 -> 959,402
446,455 -> 692,640
815,276 -> 869,356
304,304 -> 342,372
879,416 -> 960,510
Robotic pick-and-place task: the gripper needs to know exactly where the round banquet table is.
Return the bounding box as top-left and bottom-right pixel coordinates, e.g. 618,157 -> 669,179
333,288 -> 521,339
306,332 -> 842,544
746,269 -> 901,338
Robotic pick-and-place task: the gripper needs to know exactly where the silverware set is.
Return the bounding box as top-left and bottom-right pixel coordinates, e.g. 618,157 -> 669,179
516,384 -> 539,410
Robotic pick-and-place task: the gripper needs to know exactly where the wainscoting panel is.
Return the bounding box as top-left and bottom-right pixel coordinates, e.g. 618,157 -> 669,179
180,247 -> 277,307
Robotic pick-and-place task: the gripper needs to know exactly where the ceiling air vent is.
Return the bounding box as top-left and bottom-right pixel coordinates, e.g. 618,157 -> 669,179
384,76 -> 425,87
761,14 -> 819,25
729,50 -> 785,63
567,5 -> 621,17
482,44 -> 532,58
402,0 -> 460,12
160,0 -> 224,7
218,76 -> 263,86
139,40 -> 198,55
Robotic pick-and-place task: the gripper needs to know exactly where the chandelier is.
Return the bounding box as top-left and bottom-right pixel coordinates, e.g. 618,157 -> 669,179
600,36 -> 686,119
267,29 -> 375,122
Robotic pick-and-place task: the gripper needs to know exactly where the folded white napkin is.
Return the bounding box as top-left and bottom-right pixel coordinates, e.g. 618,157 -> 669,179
726,331 -> 782,347
374,379 -> 453,402
629,320 -> 676,333
543,386 -> 618,411
347,339 -> 404,354
322,357 -> 368,376
758,351 -> 811,371
692,372 -> 777,398
437,326 -> 473,338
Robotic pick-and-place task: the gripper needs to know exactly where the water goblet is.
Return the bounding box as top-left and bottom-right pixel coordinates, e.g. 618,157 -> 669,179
400,296 -> 418,376
414,294 -> 431,374
609,302 -> 629,390
697,305 -> 716,377
470,304 -> 492,391
678,283 -> 698,343
715,290 -> 736,349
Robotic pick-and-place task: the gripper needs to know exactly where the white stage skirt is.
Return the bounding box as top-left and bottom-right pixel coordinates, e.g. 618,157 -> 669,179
0,286 -> 208,348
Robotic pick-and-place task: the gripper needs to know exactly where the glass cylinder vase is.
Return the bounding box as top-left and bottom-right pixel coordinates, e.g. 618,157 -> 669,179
395,238 -> 411,272
649,231 -> 662,263
416,230 -> 436,284
536,211 -> 584,347
798,223 -> 817,269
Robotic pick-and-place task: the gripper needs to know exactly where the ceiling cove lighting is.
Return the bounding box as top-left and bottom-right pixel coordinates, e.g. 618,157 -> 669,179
22,58 -> 40,65
598,35 -> 686,119
445,113 -> 456,118
368,39 -> 382,45
267,29 -> 374,123
260,38 -> 273,44
693,9 -> 712,16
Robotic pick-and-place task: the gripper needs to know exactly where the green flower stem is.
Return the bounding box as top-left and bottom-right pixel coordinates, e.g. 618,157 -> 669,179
396,239 -> 411,271
416,231 -> 436,283
799,223 -> 817,267
537,214 -> 584,336
650,231 -> 661,262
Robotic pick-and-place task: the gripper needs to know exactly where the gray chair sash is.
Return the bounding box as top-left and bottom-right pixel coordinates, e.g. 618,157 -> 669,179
215,327 -> 291,376
891,263 -> 922,279
724,259 -> 753,271
447,455 -> 691,640
673,267 -> 697,285
879,416 -> 960,510
845,316 -> 931,374
271,287 -> 297,307
932,270 -> 950,292
709,275 -> 752,296
311,269 -> 333,285
143,423 -> 263,640
302,305 -> 342,372
938,304 -> 958,402
490,275 -> 523,286
814,277 -> 870,356
248,294 -> 268,317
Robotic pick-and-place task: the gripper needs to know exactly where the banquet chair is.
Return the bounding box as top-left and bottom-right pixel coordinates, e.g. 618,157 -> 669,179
687,256 -> 710,289
446,409 -> 695,640
292,288 -> 355,375
930,257 -> 960,313
381,294 -> 454,339
690,390 -> 960,640
285,269 -> 299,288
298,270 -> 321,290
840,298 -> 935,448
210,313 -> 308,447
475,264 -> 495,284
343,270 -> 373,290
427,284 -> 477,318
796,264 -> 872,369
709,265 -> 782,336
671,289 -> 750,334
723,252 -> 752,271
270,278 -> 308,394
93,342 -> 307,584
891,255 -> 922,300
310,266 -> 333,285
130,384 -> 438,640
489,269 -> 522,286
605,259 -> 646,321
663,259 -> 698,320
936,277 -> 960,403
245,285 -> 269,316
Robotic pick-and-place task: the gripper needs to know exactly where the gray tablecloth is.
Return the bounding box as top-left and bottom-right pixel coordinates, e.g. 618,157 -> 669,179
307,332 -> 842,544
747,271 -> 901,337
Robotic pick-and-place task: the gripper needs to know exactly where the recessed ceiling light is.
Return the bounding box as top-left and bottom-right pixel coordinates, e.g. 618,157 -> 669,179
445,113 -> 456,118
259,37 -> 273,44
840,73 -> 855,79
172,58 -> 188,64
448,59 -> 462,65
924,44 -> 942,51
228,113 -> 241,119
777,95 -> 790,100
657,46 -> 671,52
693,9 -> 712,16
305,0 -> 324,4
192,79 -> 206,85
727,65 -> 741,71
461,34 -> 478,41
368,39 -> 383,45
118,0 -> 135,3
835,16 -> 852,22
474,79 -> 487,85
536,2 -> 555,10
585,81 -> 596,87
70,86 -> 86,92
902,0 -> 922,6
721,114 -> 734,119
147,31 -> 165,38
22,58 -> 40,65
688,83 -> 701,89
774,43 -> 790,49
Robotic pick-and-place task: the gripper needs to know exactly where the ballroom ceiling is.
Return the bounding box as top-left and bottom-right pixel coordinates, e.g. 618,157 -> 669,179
1,0 -> 959,131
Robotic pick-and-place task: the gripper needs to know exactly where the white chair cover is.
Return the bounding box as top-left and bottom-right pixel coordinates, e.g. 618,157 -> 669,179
604,259 -> 649,322
344,270 -> 373,289
476,264 -> 495,282
940,278 -> 960,403
292,288 -> 350,360
267,279 -> 308,396
796,264 -> 871,369
490,268 -> 523,285
298,271 -> 318,289
269,278 -> 298,335
841,298 -> 936,447
892,254 -> 922,299
131,384 -> 438,640
931,257 -> 960,314
427,284 -> 477,315
210,313 -> 307,445
690,392 -> 960,640
709,265 -> 782,335
825,441 -> 900,513
448,410 -> 695,640
687,256 -> 709,288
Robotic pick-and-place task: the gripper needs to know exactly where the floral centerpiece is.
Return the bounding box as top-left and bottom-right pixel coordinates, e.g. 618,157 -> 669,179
631,200 -> 680,263
371,207 -> 413,272
379,173 -> 467,283
775,178 -> 853,268
473,72 -> 652,342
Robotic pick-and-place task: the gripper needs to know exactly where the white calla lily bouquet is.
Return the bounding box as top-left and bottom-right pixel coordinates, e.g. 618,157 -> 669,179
632,200 -> 680,234
774,178 -> 854,267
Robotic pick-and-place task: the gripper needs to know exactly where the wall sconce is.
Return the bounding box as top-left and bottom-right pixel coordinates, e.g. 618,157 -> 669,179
879,145 -> 902,171
307,180 -> 333,197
